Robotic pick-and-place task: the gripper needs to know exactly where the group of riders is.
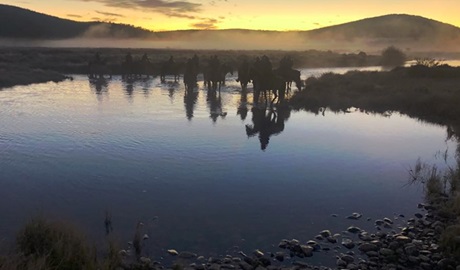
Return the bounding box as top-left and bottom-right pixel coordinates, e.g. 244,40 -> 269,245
89,52 -> 302,103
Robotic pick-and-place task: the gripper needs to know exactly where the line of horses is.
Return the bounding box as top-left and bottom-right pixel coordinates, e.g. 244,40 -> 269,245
88,55 -> 303,104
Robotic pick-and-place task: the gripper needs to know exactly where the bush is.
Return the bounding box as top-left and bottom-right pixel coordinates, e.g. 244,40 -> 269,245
15,217 -> 97,270
381,46 -> 406,68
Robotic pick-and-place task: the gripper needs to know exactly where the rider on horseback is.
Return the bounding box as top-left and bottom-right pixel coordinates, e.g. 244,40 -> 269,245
141,53 -> 150,63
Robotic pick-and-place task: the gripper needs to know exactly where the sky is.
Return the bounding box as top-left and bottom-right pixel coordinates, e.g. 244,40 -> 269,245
2,0 -> 460,31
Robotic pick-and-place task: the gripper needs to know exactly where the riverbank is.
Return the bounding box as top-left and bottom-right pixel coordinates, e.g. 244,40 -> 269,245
289,64 -> 460,134
1,197 -> 459,270
0,46 -> 382,89
0,64 -> 68,88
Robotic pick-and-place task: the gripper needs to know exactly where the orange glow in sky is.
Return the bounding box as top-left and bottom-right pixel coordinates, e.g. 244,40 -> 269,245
1,0 -> 460,31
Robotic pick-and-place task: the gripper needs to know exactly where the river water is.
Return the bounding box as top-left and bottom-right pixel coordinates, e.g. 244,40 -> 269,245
0,66 -> 457,266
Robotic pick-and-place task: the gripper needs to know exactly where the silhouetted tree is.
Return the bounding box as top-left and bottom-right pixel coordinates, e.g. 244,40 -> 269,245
381,46 -> 406,68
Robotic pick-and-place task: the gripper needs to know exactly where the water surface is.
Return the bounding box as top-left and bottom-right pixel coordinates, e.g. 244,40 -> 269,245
0,68 -> 456,265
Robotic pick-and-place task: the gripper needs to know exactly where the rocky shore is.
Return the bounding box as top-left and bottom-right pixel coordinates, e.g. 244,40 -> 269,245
115,200 -> 459,270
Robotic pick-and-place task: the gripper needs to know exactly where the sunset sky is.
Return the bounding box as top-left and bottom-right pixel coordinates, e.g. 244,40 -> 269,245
2,0 -> 460,31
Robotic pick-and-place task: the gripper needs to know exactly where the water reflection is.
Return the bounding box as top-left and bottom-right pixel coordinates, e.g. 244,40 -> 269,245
184,87 -> 199,120
237,88 -> 249,120
207,89 -> 227,123
246,104 -> 291,150
89,77 -> 109,102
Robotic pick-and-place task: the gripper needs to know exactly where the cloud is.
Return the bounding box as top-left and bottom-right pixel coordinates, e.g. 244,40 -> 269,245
190,18 -> 219,29
76,0 -> 201,17
95,10 -> 125,17
67,14 -> 82,18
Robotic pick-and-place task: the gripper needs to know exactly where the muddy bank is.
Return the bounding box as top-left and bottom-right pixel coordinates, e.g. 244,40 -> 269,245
0,64 -> 68,88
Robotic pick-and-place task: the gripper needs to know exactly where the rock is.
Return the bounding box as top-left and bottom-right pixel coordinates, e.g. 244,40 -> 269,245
327,236 -> 337,243
415,213 -> 423,219
300,245 -> 314,257
342,238 -> 355,249
140,257 -> 151,264
239,261 -> 252,270
395,235 -> 412,243
274,252 -> 284,262
253,249 -> 264,258
179,251 -> 198,259
375,220 -> 385,226
347,212 -> 362,220
383,217 -> 393,224
341,254 -> 354,263
347,226 -> 362,234
379,248 -> 394,256
320,229 -> 332,238
167,249 -> 179,256
118,250 -> 128,257
337,258 -> 347,267
404,244 -> 419,256
358,243 -> 379,253
347,263 -> 359,270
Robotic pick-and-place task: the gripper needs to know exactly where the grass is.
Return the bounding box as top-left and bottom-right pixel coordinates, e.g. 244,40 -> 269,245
290,64 -> 460,134
0,216 -> 122,270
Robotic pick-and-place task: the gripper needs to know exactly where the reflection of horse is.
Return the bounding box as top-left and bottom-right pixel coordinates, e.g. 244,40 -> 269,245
89,77 -> 108,94
237,88 -> 249,120
160,61 -> 181,82
184,87 -> 198,120
206,89 -> 227,123
88,60 -> 112,79
245,105 -> 291,151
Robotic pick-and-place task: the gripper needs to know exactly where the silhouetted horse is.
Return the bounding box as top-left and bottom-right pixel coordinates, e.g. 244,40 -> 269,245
204,63 -> 234,90
252,69 -> 287,105
183,59 -> 199,91
237,62 -> 252,90
275,68 -> 302,92
122,60 -> 154,79
160,61 -> 181,82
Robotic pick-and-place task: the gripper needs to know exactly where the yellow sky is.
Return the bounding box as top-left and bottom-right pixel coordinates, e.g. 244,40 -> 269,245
2,0 -> 460,31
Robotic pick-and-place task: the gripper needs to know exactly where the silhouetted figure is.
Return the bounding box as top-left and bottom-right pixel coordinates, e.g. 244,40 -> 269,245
94,52 -> 102,64
141,53 -> 150,63
125,52 -> 133,65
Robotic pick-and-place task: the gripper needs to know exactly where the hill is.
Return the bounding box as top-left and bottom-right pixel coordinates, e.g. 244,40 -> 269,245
304,14 -> 460,51
0,4 -> 460,52
0,4 -> 153,39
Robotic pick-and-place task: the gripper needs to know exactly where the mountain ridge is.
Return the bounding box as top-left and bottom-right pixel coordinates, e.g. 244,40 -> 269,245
1,4 -> 460,51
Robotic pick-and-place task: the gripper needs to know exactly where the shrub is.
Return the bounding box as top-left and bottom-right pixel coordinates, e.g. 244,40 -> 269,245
15,217 -> 97,270
380,46 -> 406,68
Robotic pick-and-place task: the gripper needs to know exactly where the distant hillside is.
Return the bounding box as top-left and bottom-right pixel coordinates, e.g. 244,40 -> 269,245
1,5 -> 460,52
0,4 -> 154,39
304,14 -> 460,51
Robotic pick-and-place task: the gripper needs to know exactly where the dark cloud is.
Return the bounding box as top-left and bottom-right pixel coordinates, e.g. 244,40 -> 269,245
67,14 -> 83,18
78,0 -> 201,15
95,10 -> 125,17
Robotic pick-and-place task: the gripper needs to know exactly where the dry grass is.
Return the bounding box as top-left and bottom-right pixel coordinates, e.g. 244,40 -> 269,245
0,217 -> 122,270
